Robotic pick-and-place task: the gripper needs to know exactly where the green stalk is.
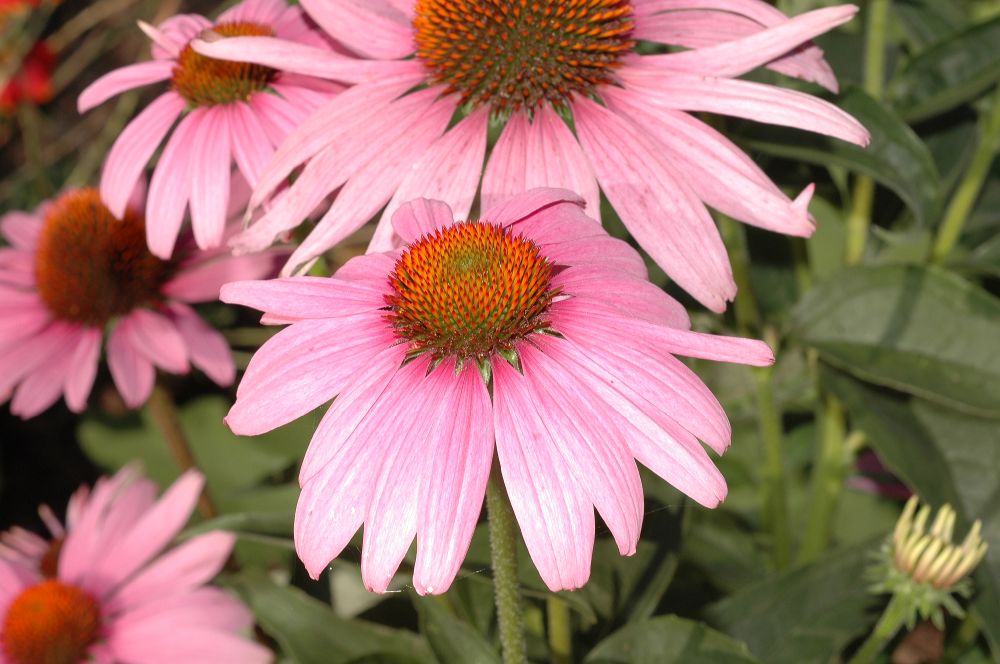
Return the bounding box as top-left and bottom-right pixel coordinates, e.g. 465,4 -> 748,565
546,596 -> 572,664
798,393 -> 848,563
844,0 -> 891,265
929,86 -> 1000,263
846,594 -> 910,664
486,468 -> 527,664
147,383 -> 218,519
721,218 -> 790,570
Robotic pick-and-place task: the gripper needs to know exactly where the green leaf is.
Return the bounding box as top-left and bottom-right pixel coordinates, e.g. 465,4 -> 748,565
889,16 -> 1000,123
413,594 -> 500,664
585,615 -> 759,664
224,572 -> 434,664
743,87 -> 942,226
821,369 -> 1000,657
792,264 -> 1000,416
706,541 -> 879,664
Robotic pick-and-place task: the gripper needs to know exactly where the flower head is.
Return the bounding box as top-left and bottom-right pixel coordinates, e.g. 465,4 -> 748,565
196,0 -> 869,311
77,0 -> 342,258
222,189 -> 773,594
871,496 -> 989,629
0,185 -> 283,417
0,466 -> 271,664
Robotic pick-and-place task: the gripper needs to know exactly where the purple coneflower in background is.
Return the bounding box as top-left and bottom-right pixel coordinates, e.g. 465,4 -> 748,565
78,0 -> 341,257
196,0 -> 869,311
0,466 -> 271,663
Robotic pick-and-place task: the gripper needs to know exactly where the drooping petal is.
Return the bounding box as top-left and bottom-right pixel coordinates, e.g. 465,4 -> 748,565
298,0 -> 413,60
120,309 -> 190,374
227,102 -> 275,187
78,60 -> 175,112
189,107 -> 232,250
370,107 -> 489,251
391,199 -> 456,244
486,188 -> 585,228
146,109 -> 201,259
166,303 -> 236,387
412,363 -> 493,595
226,313 -> 395,435
554,265 -> 690,329
9,341 -> 77,417
100,93 -> 185,219
0,211 -> 43,250
482,106 -> 601,220
573,96 -> 736,312
106,323 -> 156,408
220,277 -> 387,320
106,625 -> 271,664
163,251 -> 283,303
493,357 -> 595,592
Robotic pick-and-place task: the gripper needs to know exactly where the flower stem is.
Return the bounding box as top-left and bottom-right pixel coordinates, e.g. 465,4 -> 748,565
846,594 -> 910,664
146,383 -> 218,519
547,596 -> 572,664
486,467 -> 527,664
720,218 -> 790,570
929,85 -> 1000,263
798,393 -> 848,563
845,0 -> 890,265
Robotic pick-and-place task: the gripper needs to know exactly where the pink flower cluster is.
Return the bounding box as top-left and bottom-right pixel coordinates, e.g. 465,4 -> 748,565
2,0 -> 869,640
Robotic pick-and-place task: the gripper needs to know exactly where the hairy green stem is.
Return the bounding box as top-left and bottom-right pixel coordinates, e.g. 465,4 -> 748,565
846,594 -> 909,664
546,596 -> 572,664
930,86 -> 1000,262
845,0 -> 891,265
486,468 -> 527,664
147,383 -> 218,519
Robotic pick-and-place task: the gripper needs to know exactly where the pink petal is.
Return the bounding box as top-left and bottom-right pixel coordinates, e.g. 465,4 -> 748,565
294,346 -> 406,578
166,303 -> 235,387
218,0 -> 287,23
120,309 -> 189,374
0,302 -> 52,349
554,266 -> 691,329
604,90 -> 815,236
106,323 -> 155,408
190,107 -> 232,250
555,298 -> 774,366
482,106 -> 601,220
298,0 -> 413,59
150,14 -> 212,59
493,358 -> 595,592
370,107 -> 489,251
413,363 -> 493,595
0,211 -> 43,250
573,96 -> 736,312
534,332 -> 729,507
108,532 -> 235,612
226,313 -> 394,435
0,323 -> 78,396
391,199 -> 456,244
220,277 -> 387,320
553,307 -> 730,453
638,6 -> 857,81
146,110 -> 201,259
281,90 -> 454,275
100,93 -> 185,219
534,234 -> 648,281
9,344 -> 76,418
163,251 -> 283,303
107,625 -> 270,664
78,60 -> 175,112
485,188 -> 585,228
227,102 -> 275,187
619,67 -> 870,146
513,341 -> 645,557
109,587 -> 252,633
192,35 -> 419,83
88,470 -> 205,595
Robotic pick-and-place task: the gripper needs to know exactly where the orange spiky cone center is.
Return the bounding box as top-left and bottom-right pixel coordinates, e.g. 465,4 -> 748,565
172,22 -> 276,106
34,189 -> 169,327
1,580 -> 101,664
413,0 -> 634,113
386,222 -> 557,363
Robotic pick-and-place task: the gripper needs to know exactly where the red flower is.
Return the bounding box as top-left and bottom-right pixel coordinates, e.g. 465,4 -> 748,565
1,41 -> 55,114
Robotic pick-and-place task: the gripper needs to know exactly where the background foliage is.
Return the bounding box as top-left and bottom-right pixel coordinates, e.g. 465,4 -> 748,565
2,0 -> 1000,662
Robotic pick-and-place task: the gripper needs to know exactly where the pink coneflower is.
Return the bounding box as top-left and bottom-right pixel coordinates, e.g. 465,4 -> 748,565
77,0 -> 342,258
0,466 -> 271,663
196,0 -> 870,311
222,189 -> 774,593
0,187 -> 281,418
